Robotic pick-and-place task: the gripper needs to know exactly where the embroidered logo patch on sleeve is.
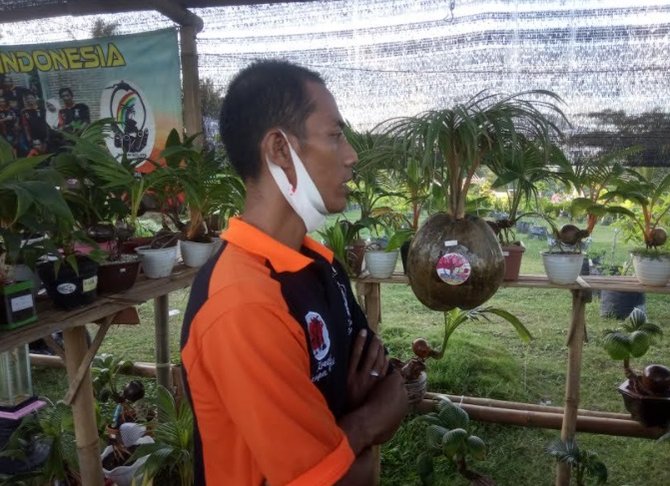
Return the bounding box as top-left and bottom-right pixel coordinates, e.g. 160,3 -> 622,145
306,311 -> 331,361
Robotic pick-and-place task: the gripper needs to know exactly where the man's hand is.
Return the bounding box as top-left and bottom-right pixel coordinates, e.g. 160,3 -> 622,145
347,329 -> 389,410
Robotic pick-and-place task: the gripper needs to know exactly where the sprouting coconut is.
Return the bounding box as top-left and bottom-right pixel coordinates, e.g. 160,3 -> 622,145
381,90 -> 565,310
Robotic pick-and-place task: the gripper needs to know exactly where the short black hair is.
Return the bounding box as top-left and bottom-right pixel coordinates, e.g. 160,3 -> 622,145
219,60 -> 324,181
59,87 -> 73,97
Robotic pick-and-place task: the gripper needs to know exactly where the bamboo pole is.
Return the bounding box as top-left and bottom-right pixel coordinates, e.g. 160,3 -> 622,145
154,294 -> 172,389
427,393 -> 630,420
417,399 -> 664,439
556,289 -> 588,486
180,23 -> 203,139
62,326 -> 104,486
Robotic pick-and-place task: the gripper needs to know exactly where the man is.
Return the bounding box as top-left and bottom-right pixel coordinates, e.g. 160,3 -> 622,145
57,87 -> 90,132
181,60 -> 408,486
20,93 -> 48,155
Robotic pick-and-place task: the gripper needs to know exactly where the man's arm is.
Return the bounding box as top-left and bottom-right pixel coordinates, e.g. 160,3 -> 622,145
335,330 -> 409,484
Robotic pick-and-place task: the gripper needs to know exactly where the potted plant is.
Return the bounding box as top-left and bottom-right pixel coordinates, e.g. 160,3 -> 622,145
381,90 -> 565,310
129,385 -> 194,486
546,438 -> 608,486
605,168 -> 670,286
394,306 -> 531,404
487,135 -> 569,281
416,397 -> 494,486
318,218 -> 367,277
157,130 -> 241,267
0,137 -> 73,322
540,216 -> 591,285
602,307 -> 670,427
53,127 -> 142,294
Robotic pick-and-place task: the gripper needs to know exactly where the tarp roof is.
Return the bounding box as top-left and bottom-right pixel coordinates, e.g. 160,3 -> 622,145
2,1 -> 670,164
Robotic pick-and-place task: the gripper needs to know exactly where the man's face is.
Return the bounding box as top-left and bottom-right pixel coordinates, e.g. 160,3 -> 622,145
24,94 -> 36,108
292,82 -> 358,213
0,99 -> 7,110
60,90 -> 73,105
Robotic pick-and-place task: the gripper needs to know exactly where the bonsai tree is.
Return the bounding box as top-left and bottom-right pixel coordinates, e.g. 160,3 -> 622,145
416,397 -> 494,486
564,146 -> 640,236
398,306 -> 531,382
546,438 -> 608,486
65,120 -> 173,234
605,167 -> 670,251
487,136 -> 569,246
380,90 -> 566,310
602,307 -> 668,397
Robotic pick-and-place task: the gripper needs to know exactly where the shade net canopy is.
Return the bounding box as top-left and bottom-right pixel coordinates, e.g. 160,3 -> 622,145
2,0 -> 670,165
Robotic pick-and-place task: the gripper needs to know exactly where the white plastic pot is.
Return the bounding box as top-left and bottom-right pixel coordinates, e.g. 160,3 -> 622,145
180,239 -> 217,268
364,250 -> 399,279
632,253 -> 670,286
135,245 -> 178,278
541,252 -> 584,285
101,423 -> 154,486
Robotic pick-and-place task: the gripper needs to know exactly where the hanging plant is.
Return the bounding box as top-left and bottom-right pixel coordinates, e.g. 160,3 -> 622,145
380,90 -> 566,310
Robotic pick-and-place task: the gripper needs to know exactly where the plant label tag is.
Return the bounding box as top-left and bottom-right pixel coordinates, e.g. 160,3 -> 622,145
10,294 -> 34,313
436,253 -> 471,285
57,283 -> 76,295
443,240 -> 458,247
503,251 -> 510,256
83,276 -> 98,293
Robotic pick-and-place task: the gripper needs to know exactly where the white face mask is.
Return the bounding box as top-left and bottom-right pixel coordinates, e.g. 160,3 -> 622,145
266,130 -> 328,233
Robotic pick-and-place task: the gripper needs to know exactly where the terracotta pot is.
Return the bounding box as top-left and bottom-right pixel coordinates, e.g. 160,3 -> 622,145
502,245 -> 525,281
345,241 -> 366,276
618,379 -> 670,428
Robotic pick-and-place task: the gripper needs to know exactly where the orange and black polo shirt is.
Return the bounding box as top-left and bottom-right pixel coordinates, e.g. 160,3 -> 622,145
181,217 -> 371,485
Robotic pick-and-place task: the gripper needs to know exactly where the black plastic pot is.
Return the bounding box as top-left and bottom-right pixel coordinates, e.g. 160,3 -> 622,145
600,291 -> 645,319
37,256 -> 99,310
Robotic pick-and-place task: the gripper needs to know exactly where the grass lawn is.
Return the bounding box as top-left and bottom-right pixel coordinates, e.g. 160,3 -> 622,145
30,221 -> 670,485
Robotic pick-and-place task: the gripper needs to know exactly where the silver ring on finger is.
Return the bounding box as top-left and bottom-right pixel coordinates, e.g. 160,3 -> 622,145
369,370 -> 380,377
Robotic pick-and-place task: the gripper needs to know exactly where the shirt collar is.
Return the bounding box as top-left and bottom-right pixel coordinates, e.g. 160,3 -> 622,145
222,217 -> 334,273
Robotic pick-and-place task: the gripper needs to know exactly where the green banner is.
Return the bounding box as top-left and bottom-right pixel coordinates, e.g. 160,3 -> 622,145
0,28 -> 182,167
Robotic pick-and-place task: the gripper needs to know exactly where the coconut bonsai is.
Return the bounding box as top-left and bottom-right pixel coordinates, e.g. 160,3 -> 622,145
602,307 -> 670,427
395,306 -> 531,404
487,135 -> 569,280
604,167 -> 670,286
381,90 -> 565,310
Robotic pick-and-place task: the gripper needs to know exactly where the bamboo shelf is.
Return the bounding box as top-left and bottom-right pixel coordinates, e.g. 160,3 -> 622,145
353,273 -> 670,486
0,265 -> 198,486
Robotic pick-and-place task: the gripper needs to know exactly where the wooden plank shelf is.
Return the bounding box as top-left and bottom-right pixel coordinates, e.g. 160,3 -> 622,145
0,264 -> 198,486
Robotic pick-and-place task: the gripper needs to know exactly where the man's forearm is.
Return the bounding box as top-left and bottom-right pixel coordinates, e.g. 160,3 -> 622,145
334,447 -> 375,486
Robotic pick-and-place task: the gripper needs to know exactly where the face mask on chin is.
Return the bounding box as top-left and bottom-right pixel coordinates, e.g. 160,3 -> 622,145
266,130 -> 328,233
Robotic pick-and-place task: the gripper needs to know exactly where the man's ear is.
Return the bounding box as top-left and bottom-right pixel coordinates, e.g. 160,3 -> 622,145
261,129 -> 297,187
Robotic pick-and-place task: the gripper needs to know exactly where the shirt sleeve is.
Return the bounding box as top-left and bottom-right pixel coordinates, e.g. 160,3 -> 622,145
199,303 -> 355,486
